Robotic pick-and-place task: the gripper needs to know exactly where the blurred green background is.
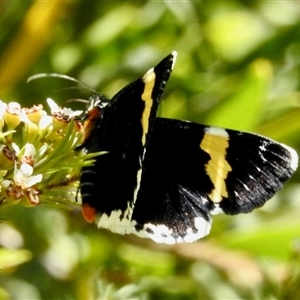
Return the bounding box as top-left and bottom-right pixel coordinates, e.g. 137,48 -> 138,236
0,1 -> 300,299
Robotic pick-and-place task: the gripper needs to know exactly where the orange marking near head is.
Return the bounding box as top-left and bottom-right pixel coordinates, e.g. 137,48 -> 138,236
83,107 -> 101,142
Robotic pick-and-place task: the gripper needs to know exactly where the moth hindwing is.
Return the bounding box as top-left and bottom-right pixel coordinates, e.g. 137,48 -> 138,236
78,52 -> 298,244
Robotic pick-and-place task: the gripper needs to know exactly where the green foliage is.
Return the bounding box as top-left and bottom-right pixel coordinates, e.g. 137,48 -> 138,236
0,1 -> 299,299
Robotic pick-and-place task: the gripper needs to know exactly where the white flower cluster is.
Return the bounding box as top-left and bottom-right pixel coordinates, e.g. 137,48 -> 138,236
2,143 -> 42,205
0,99 -> 84,207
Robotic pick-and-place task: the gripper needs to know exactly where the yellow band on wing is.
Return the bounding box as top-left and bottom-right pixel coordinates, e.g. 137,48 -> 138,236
141,68 -> 155,145
200,128 -> 232,203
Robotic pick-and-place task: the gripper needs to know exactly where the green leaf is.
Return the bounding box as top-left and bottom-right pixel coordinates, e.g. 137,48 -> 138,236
206,59 -> 272,131
257,108 -> 300,140
220,219 -> 300,259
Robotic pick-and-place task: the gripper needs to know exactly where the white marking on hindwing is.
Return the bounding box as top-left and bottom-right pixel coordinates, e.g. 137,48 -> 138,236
143,217 -> 211,244
96,210 -> 138,235
96,210 -> 212,244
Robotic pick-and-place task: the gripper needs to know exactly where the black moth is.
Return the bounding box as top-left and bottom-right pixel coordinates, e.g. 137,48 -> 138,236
78,52 -> 298,244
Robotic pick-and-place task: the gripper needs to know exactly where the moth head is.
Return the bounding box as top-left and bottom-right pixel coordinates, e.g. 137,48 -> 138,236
74,94 -> 109,149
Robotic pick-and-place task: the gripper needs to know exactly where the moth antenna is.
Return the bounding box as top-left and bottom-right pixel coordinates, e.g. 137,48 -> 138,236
67,98 -> 89,104
56,85 -> 99,94
27,73 -> 98,94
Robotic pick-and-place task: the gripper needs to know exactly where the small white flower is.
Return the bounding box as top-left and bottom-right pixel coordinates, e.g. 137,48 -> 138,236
0,101 -> 7,130
47,98 -> 82,118
2,180 -> 11,190
39,115 -> 52,130
14,163 -> 42,189
11,143 -> 20,154
0,101 -> 7,118
47,98 -> 60,114
23,144 -> 36,157
12,143 -> 36,166
20,164 -> 33,177
19,109 -> 30,123
4,102 -> 22,130
7,102 -> 21,114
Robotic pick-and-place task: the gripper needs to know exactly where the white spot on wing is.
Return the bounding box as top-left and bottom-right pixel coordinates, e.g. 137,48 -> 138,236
280,143 -> 298,171
142,67 -> 155,83
210,205 -> 223,215
259,141 -> 267,152
205,126 -> 229,138
171,51 -> 177,69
